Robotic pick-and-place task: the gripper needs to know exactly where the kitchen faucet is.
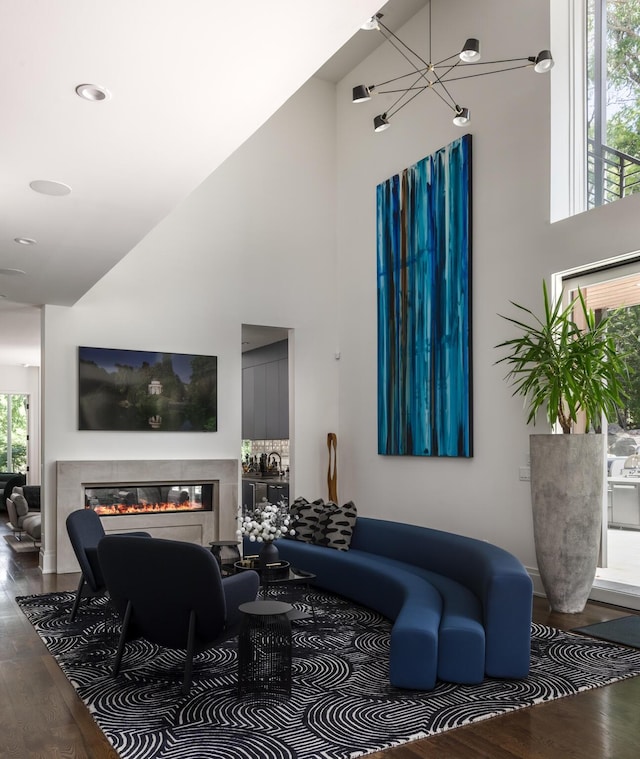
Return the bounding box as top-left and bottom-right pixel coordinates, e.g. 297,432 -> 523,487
268,451 -> 282,473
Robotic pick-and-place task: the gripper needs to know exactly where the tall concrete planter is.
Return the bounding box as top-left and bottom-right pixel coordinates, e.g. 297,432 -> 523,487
530,434 -> 604,614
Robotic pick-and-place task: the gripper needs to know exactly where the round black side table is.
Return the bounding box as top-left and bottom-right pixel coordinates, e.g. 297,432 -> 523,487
237,600 -> 293,703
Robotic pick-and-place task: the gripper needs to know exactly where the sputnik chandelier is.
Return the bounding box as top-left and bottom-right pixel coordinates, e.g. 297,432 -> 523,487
353,1 -> 554,132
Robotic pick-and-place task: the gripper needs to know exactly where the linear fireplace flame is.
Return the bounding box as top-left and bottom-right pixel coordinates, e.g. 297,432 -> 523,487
85,483 -> 214,516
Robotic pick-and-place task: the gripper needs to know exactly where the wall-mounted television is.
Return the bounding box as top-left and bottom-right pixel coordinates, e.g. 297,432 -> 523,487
78,347 -> 217,431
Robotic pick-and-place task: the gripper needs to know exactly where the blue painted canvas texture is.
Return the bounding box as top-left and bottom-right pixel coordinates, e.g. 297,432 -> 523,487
377,134 -> 472,457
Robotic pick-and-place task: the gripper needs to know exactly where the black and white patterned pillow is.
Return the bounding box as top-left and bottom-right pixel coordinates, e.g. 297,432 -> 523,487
316,501 -> 357,551
288,497 -> 325,543
313,501 -> 338,544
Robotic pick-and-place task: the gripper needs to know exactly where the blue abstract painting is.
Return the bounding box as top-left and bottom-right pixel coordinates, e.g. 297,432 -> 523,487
377,134 -> 472,457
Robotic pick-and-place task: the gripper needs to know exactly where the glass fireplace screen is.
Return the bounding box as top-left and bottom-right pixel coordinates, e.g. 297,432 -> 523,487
84,483 -> 214,516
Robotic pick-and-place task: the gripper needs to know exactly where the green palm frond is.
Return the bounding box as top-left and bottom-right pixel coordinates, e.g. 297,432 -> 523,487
496,281 -> 627,434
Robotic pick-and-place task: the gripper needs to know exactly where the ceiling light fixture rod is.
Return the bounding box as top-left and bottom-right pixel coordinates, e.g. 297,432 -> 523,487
377,18 -> 430,70
436,63 -> 534,83
371,16 -> 469,116
434,57 -> 534,68
374,17 -> 460,115
428,0 -> 432,63
373,58 -> 535,90
386,77 -> 460,122
354,0 -> 553,131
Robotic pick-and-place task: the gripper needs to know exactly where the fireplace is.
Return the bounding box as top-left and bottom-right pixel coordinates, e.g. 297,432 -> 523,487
84,482 -> 214,516
56,459 -> 239,575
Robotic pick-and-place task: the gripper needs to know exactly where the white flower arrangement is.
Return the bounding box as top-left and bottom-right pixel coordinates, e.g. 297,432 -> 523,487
238,499 -> 295,543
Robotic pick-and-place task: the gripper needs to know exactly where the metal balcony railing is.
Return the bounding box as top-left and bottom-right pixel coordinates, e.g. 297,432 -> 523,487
588,139 -> 640,209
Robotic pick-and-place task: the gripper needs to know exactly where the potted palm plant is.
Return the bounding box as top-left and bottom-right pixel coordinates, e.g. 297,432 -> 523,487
496,281 -> 626,613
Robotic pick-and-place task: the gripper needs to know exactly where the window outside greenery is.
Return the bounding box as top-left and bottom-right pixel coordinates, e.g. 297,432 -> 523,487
0,394 -> 28,472
608,303 -> 640,428
587,0 -> 640,207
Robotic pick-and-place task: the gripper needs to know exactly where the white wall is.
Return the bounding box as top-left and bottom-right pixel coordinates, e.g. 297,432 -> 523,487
40,0 -> 640,585
335,0 -> 640,578
42,78 -> 340,572
0,364 -> 40,484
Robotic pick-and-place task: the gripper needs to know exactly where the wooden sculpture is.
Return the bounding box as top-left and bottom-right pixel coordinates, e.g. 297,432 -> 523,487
327,432 -> 338,503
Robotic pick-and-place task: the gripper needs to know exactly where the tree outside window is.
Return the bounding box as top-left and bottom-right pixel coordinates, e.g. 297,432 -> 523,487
587,0 -> 640,207
0,394 -> 28,472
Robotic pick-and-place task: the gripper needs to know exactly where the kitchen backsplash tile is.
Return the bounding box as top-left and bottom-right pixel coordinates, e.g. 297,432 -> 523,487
243,439 -> 289,469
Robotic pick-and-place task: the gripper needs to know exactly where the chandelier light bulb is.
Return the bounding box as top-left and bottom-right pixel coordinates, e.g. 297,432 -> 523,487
374,113 -> 390,132
533,50 -> 554,73
361,16 -> 380,31
460,38 -> 481,63
453,106 -> 470,127
352,85 -> 372,103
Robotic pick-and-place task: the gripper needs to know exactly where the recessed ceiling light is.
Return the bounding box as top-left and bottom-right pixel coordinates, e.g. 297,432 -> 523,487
0,269 -> 27,277
29,179 -> 72,196
0,268 -> 26,276
14,237 -> 37,246
75,83 -> 111,101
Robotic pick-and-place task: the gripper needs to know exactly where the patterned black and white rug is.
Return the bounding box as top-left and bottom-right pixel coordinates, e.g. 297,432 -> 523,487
17,589 -> 640,759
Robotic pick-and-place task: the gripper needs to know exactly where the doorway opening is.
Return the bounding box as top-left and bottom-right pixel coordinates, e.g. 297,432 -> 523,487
241,324 -> 292,512
560,257 -> 640,601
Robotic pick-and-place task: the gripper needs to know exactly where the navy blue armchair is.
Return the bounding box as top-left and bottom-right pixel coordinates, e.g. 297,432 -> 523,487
97,535 -> 260,695
65,508 -> 150,622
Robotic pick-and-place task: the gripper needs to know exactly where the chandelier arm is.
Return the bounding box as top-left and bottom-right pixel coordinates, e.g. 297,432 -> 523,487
419,61 -> 463,110
432,53 -> 463,68
386,86 -> 432,120
384,70 -> 438,112
385,82 -> 461,122
374,59 -> 532,90
434,57 -> 531,69
428,0 -> 432,62
376,87 -> 429,96
439,63 -> 533,84
426,83 -> 460,113
377,19 -> 431,70
374,68 -> 430,89
431,78 -> 459,110
385,90 -> 420,118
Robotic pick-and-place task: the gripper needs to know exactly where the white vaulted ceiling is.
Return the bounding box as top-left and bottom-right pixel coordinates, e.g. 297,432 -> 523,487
0,0 -> 427,364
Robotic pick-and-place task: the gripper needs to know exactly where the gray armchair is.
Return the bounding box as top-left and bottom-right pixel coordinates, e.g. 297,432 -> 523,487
6,487 -> 40,542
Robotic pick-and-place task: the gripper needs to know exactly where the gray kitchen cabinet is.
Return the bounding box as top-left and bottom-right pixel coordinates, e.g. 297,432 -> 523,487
252,363 -> 267,440
267,483 -> 289,505
277,358 -> 289,439
242,479 -> 255,511
265,360 -> 280,441
241,367 -> 255,441
242,340 -> 288,440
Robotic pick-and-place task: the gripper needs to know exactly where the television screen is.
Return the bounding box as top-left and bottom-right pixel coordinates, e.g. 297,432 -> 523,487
78,347 -> 217,431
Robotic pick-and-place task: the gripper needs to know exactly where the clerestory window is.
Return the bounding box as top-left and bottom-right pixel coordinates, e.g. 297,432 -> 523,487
587,0 -> 640,208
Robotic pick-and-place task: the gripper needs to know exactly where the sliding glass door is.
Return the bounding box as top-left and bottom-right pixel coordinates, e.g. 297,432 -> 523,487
562,261 -> 640,593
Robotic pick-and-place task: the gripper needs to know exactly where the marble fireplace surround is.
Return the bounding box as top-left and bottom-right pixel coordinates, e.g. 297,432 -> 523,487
56,459 -> 238,575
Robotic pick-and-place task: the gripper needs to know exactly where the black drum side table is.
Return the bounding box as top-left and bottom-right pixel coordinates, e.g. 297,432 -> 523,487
237,600 -> 293,703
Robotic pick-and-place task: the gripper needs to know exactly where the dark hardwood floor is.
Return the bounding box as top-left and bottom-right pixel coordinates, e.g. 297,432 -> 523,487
1,521 -> 639,759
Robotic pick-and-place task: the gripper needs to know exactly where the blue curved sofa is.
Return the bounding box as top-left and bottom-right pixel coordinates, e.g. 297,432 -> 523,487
256,517 -> 533,691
